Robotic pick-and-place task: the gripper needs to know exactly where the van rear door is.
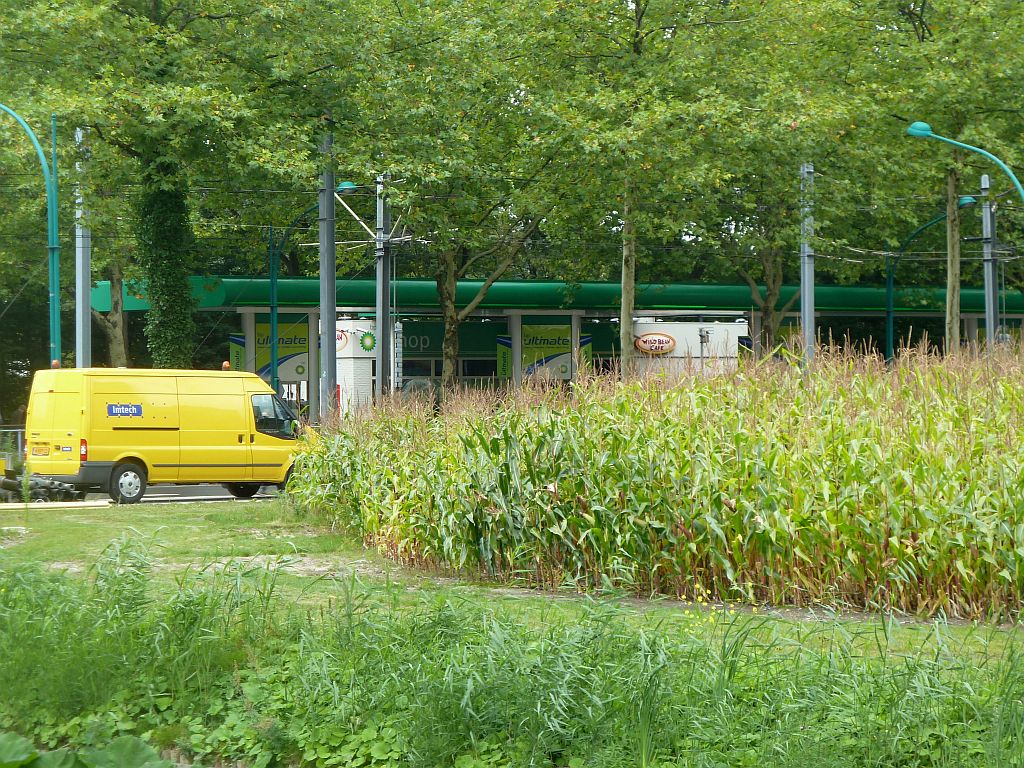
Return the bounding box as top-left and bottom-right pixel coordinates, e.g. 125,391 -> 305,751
25,372 -> 85,477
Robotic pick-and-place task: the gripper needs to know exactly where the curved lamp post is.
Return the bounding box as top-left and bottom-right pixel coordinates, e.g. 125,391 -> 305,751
0,105 -> 60,363
267,203 -> 316,394
906,121 -> 1024,352
907,121 -> 1024,204
885,195 -> 976,360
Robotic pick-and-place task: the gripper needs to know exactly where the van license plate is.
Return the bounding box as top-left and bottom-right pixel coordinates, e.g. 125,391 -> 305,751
31,446 -> 49,456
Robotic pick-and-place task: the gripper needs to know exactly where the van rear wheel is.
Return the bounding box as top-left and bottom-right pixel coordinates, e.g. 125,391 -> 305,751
225,483 -> 261,499
110,463 -> 147,504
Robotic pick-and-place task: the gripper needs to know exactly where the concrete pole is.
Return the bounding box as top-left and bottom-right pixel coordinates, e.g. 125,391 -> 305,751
318,133 -> 337,421
799,163 -> 815,362
74,127 -> 91,367
307,311 -> 319,422
945,166 -> 962,353
981,175 -> 998,346
570,313 -> 581,381
374,174 -> 392,400
242,311 -> 256,372
510,313 -> 523,385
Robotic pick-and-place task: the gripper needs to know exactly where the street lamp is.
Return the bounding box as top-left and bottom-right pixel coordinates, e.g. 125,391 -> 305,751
907,122 -> 1024,204
907,121 -> 1024,351
0,105 -> 61,363
267,202 -> 317,394
885,195 -> 976,360
267,182 -> 356,395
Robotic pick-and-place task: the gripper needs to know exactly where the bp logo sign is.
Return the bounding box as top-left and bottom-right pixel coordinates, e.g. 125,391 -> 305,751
359,332 -> 377,352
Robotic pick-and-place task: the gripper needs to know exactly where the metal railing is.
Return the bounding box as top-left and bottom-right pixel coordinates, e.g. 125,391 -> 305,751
0,427 -> 25,471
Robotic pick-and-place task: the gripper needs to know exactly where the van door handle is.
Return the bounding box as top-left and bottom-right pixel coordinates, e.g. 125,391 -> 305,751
250,434 -> 255,443
238,434 -> 244,443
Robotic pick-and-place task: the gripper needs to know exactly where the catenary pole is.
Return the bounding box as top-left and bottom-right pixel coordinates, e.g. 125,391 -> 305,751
981,175 -> 999,346
75,127 -> 91,367
318,132 -> 337,422
799,162 -> 815,362
269,225 -> 279,393
49,115 -> 60,364
374,174 -> 392,399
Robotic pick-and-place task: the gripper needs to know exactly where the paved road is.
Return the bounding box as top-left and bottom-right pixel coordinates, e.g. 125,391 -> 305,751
86,484 -> 280,503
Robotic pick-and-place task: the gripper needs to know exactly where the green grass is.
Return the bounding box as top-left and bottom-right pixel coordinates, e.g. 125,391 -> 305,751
0,497 -> 1019,659
2,499 -> 1023,765
1,540 -> 1023,768
0,498 -> 363,567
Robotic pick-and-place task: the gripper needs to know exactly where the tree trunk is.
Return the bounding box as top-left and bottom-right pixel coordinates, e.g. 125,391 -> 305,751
437,250 -> 460,388
619,176 -> 637,378
739,251 -> 795,355
945,164 -> 962,354
92,263 -> 130,367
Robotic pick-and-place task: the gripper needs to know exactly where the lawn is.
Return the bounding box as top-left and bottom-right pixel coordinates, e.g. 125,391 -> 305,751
2,497 -> 1023,767
0,497 -> 1018,650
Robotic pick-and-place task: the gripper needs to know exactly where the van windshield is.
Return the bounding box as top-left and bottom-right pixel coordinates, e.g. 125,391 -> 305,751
251,394 -> 297,440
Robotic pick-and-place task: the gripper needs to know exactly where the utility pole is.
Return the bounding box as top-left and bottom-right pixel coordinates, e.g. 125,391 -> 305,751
981,174 -> 999,347
799,162 -> 815,362
318,132 -> 337,422
374,174 -> 392,399
945,164 -> 963,353
268,225 -> 279,393
74,127 -> 91,368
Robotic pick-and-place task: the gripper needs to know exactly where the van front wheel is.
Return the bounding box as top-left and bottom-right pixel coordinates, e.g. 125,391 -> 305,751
110,463 -> 147,504
225,483 -> 261,499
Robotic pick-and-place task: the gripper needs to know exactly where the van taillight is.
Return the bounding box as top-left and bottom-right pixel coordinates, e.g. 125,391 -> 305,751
80,439 -> 88,461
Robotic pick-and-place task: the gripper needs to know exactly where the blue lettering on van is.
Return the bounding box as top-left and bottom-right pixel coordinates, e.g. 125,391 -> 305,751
107,403 -> 143,417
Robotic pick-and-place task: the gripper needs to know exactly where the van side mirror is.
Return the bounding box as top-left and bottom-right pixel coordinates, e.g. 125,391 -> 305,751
287,420 -> 300,437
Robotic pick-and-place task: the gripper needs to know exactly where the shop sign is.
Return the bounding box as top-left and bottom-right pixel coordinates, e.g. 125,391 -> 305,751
634,332 -> 676,355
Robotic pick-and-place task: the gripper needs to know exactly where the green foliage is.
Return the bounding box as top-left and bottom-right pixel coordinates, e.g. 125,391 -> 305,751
1,547 -> 1024,766
0,732 -> 37,767
0,733 -> 169,768
293,353 -> 1024,620
3,0 -> 1024,372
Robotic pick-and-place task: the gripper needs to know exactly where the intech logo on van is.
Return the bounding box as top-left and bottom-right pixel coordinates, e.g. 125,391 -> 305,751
107,403 -> 143,417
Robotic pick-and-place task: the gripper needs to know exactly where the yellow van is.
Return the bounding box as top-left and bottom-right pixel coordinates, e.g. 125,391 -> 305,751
25,368 -> 298,504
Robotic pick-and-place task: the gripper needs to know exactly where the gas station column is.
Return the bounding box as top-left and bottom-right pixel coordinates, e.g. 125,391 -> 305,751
307,310 -> 320,423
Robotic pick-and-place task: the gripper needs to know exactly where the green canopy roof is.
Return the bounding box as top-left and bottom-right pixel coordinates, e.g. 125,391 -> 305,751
90,277 -> 1020,315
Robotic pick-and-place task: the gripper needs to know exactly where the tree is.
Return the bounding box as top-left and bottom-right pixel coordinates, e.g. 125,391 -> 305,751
1,0 -> 351,366
867,0 -> 1024,350
529,0 -> 747,374
334,0 -> 567,386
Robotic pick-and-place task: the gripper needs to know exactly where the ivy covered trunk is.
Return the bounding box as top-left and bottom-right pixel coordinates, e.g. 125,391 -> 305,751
740,247 -> 797,355
135,157 -> 195,368
760,270 -> 784,353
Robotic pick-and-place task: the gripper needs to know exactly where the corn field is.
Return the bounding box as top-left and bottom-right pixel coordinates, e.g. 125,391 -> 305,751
290,351 -> 1024,619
